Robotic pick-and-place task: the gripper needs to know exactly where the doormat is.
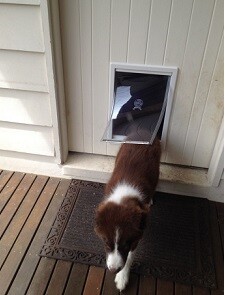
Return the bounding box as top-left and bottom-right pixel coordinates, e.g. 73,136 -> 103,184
40,179 -> 217,289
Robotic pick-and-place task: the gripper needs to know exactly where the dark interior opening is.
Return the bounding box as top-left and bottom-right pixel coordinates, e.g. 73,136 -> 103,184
111,71 -> 169,142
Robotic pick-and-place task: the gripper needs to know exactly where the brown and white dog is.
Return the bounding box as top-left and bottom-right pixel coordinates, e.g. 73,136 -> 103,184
94,138 -> 161,291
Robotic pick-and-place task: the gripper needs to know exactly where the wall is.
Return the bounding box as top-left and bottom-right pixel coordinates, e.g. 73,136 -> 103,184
0,0 -> 61,161
59,0 -> 224,168
0,0 -> 222,201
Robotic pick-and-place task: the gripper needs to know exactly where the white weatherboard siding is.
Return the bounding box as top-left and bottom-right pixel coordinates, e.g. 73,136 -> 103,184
0,51 -> 48,92
0,89 -> 52,126
0,1 -> 60,159
0,123 -> 54,156
0,3 -> 44,52
60,0 -> 224,168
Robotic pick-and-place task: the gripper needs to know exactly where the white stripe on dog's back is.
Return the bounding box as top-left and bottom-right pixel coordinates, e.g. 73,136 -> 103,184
106,183 -> 142,204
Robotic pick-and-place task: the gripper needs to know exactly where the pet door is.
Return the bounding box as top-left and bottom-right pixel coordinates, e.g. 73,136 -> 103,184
102,63 -> 178,145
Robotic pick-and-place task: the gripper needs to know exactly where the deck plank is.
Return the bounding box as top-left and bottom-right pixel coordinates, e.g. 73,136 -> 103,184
7,179 -> 71,295
0,171 -> 24,212
101,270 -> 119,295
175,283 -> 192,295
210,202 -> 224,295
45,260 -> 72,295
216,202 -> 224,250
0,173 -> 36,237
0,177 -> 60,294
26,257 -> 56,295
123,273 -> 139,295
157,279 -> 174,295
138,275 -> 156,295
193,287 -> 210,295
64,263 -> 89,295
83,266 -> 105,295
0,170 -> 13,193
0,171 -> 223,295
0,175 -> 49,268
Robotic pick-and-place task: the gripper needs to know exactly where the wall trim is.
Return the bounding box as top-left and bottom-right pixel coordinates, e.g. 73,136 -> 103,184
48,0 -> 68,164
0,0 -> 40,5
40,0 -> 68,164
208,118 -> 224,186
0,151 -> 223,202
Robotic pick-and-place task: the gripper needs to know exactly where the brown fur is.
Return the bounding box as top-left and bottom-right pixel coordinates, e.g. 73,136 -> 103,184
95,198 -> 149,253
95,138 -> 161,264
105,138 -> 161,203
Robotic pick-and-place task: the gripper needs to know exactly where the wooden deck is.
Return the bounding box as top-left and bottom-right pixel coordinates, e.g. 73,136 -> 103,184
0,170 -> 223,295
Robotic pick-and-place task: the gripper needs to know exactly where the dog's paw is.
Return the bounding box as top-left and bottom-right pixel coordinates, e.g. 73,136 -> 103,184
115,269 -> 129,291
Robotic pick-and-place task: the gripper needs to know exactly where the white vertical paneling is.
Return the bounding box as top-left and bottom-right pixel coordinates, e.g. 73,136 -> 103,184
79,0 -> 93,153
161,0 -> 194,162
92,0 -> 111,154
110,0 -> 130,63
163,0 -> 194,67
107,0 -> 131,156
59,0 -> 84,152
182,0 -> 224,165
127,0 -> 151,63
62,0 -> 223,169
165,0 -> 215,165
192,37 -> 224,167
145,0 -> 172,65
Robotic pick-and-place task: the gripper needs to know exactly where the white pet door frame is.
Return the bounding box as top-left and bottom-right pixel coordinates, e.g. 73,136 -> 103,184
102,63 -> 178,146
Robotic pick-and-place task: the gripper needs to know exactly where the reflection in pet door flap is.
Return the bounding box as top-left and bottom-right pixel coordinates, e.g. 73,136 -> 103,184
102,64 -> 178,145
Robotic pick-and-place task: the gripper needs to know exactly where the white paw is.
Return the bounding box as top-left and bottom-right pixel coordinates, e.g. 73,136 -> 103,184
115,269 -> 129,291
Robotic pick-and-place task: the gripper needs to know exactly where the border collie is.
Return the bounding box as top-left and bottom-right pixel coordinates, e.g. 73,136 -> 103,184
94,138 -> 161,291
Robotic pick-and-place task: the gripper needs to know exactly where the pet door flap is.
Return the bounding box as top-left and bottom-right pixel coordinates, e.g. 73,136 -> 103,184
102,71 -> 170,144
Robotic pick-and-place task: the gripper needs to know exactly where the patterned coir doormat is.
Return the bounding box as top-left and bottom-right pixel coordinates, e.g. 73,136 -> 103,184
40,179 -> 216,289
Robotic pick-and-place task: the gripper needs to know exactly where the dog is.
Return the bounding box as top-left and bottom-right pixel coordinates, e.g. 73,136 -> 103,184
94,138 -> 161,291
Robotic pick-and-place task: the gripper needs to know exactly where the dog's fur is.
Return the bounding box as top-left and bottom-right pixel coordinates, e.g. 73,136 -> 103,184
95,138 -> 161,291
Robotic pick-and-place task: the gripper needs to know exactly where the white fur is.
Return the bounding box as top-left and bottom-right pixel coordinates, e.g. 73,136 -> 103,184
106,229 -> 124,272
115,250 -> 136,291
105,183 -> 142,290
106,183 -> 142,204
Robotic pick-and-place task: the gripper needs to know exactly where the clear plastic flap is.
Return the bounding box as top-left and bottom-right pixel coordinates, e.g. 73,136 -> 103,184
102,71 -> 170,144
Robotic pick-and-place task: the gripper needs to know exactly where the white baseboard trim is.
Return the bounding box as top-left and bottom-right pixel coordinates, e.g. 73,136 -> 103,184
157,179 -> 223,203
0,151 -> 223,202
62,153 -> 223,202
0,150 -> 68,179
